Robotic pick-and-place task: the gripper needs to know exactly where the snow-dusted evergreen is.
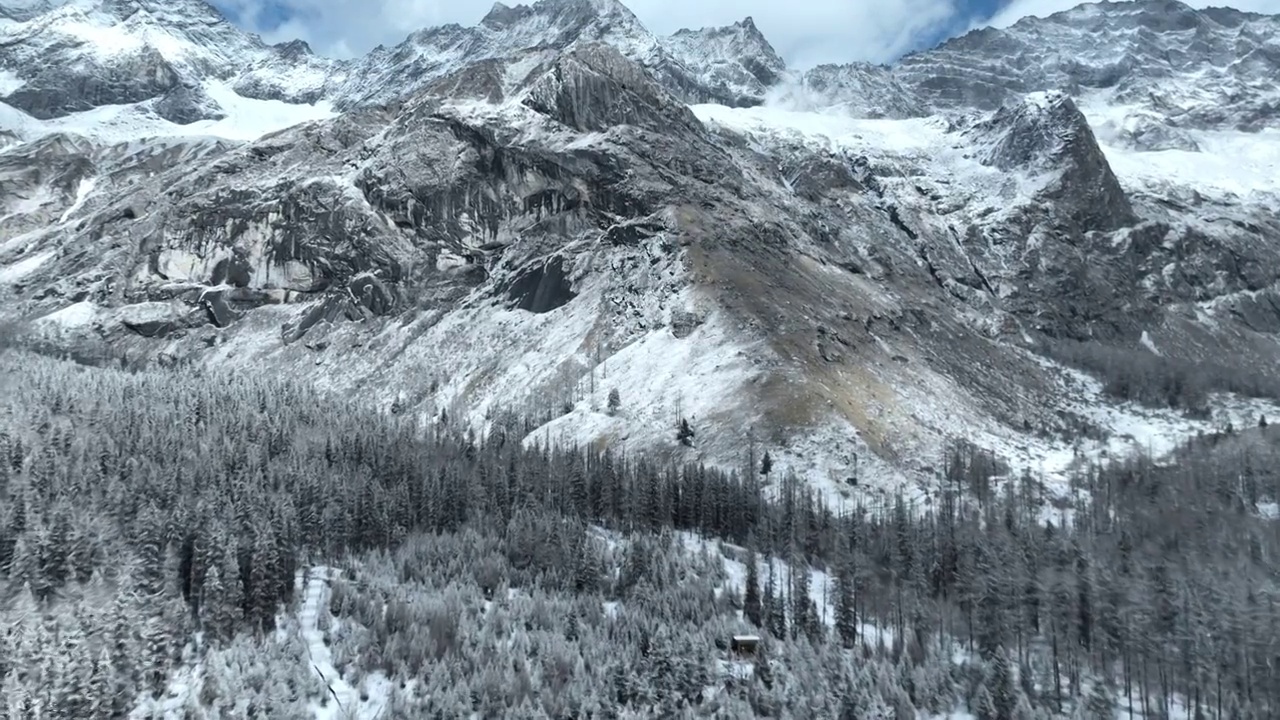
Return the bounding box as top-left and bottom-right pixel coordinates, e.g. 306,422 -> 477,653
1,348 -> 1279,718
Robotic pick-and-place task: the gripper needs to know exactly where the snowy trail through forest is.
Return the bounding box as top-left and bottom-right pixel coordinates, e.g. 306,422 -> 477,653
299,566 -> 390,720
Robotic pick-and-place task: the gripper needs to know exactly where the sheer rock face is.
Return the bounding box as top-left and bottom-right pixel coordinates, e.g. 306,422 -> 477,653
3,0 -> 1280,494
522,44 -> 705,134
966,92 -> 1135,233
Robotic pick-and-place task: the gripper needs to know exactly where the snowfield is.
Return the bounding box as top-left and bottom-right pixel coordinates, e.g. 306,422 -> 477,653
1084,94 -> 1280,201
0,81 -> 336,145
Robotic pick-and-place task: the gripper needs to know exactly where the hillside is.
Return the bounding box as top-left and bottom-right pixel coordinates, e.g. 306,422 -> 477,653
3,0 -> 1280,502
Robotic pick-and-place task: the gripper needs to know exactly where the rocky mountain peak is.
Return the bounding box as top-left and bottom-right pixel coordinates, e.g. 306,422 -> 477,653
272,39 -> 314,60
900,0 -> 1280,133
968,90 -> 1135,233
658,16 -> 786,107
970,91 -> 1084,170
789,62 -> 925,119
341,0 -> 791,110
482,0 -> 637,26
522,42 -> 701,133
5,0 -> 1280,507
97,0 -> 231,23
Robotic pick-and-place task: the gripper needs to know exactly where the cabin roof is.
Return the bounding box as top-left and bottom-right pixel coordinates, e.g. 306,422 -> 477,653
732,634 -> 761,642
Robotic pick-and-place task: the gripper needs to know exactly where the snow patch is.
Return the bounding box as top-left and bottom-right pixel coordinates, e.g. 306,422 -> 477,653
34,301 -> 100,328
15,82 -> 335,144
129,659 -> 203,719
0,249 -> 53,283
1139,330 -> 1160,355
679,532 -> 895,650
692,102 -> 940,156
0,69 -> 24,96
197,82 -> 336,142
1083,96 -> 1280,201
691,102 -> 1054,227
58,176 -> 95,223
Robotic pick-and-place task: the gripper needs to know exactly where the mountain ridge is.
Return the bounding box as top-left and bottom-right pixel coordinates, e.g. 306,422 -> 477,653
2,0 -> 1280,504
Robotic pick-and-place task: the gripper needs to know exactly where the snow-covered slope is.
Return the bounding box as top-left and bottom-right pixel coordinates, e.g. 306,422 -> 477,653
3,0 -> 1280,505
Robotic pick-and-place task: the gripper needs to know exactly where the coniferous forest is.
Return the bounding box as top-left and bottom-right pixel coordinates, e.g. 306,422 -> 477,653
2,347 -> 1280,719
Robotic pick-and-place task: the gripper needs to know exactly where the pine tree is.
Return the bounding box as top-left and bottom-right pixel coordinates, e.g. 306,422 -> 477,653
52,618 -> 91,719
3,671 -> 32,720
607,389 -> 621,416
249,528 -> 279,631
974,682 -> 998,720
837,679 -> 866,720
753,643 -> 774,690
108,576 -> 139,716
6,534 -> 37,595
677,419 -> 695,447
764,564 -> 787,640
835,530 -> 859,649
1082,680 -> 1114,720
744,548 -> 763,628
139,614 -> 171,697
573,538 -> 598,593
991,648 -> 1019,720
789,552 -> 820,642
87,648 -> 114,720
760,451 -> 772,478
135,509 -> 168,601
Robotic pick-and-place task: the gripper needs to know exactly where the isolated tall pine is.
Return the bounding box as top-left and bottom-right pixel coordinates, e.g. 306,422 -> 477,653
835,542 -> 859,648
744,548 -> 763,627
765,564 -> 787,640
990,648 -> 1019,720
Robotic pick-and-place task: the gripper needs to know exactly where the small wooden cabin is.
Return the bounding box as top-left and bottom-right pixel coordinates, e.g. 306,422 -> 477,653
731,635 -> 761,657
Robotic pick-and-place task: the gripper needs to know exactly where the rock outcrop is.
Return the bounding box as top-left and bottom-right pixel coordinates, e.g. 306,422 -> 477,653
3,0 -> 1280,497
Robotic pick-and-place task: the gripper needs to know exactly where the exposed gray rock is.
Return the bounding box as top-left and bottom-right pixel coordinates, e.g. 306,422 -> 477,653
4,0 -> 1280,495
522,44 -> 703,134
3,46 -> 180,118
505,257 -> 577,314
896,0 -> 1280,132
966,92 -> 1135,232
661,17 -> 785,107
152,82 -> 225,124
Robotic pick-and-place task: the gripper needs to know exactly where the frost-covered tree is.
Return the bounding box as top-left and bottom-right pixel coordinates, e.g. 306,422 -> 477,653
744,548 -> 763,628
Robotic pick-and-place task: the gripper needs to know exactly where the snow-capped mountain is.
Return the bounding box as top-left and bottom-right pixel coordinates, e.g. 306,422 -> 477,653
900,1 -> 1280,133
0,0 -> 340,120
3,0 -> 1280,504
332,0 -> 785,109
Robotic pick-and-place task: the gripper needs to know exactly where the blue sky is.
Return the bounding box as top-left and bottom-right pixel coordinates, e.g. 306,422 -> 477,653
208,0 -> 1278,67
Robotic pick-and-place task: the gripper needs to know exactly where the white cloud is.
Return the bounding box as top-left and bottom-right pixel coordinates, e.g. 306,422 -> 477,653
214,0 -> 967,68
985,0 -> 1280,29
